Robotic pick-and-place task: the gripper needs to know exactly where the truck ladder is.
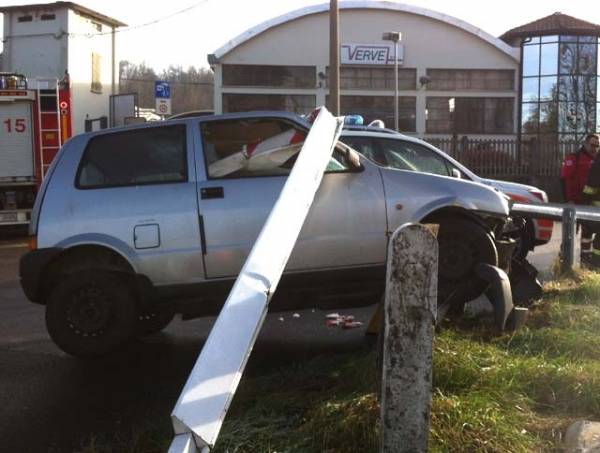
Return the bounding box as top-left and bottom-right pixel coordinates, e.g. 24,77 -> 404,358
35,78 -> 62,180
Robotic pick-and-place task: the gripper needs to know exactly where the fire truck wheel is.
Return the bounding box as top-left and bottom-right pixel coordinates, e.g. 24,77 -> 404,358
45,271 -> 137,358
137,308 -> 175,336
437,218 -> 498,313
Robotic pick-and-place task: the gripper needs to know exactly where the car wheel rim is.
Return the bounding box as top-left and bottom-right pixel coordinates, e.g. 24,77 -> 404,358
439,241 -> 477,281
66,285 -> 112,336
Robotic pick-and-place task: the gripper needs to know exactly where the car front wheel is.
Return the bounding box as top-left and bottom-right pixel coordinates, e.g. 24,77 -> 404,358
436,218 -> 498,312
45,271 -> 138,358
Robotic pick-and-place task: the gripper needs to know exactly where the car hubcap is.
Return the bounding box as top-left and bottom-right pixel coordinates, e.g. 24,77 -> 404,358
67,285 -> 111,336
439,241 -> 477,280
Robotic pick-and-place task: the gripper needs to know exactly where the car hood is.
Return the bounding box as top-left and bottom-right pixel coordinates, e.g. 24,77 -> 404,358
379,167 -> 510,219
482,178 -> 546,202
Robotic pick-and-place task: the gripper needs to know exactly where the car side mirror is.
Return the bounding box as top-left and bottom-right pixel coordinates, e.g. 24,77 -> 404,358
451,168 -> 462,179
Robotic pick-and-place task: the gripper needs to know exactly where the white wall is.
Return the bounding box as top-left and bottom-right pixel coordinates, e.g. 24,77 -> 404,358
67,10 -> 116,135
214,7 -> 520,138
1,8 -> 68,79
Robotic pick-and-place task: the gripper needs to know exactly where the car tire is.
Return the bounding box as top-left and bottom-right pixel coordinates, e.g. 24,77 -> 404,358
45,271 -> 138,358
437,218 -> 498,311
137,308 -> 175,336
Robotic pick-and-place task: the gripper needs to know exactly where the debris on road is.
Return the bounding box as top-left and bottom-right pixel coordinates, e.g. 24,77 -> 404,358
325,313 -> 363,329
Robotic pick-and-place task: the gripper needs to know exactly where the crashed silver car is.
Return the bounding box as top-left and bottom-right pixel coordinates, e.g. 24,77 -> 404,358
20,111 -> 513,356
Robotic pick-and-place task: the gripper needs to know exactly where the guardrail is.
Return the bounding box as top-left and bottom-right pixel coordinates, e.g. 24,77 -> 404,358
167,108 -> 343,453
511,202 -> 600,272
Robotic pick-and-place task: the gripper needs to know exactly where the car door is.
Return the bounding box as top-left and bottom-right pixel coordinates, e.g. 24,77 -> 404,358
70,123 -> 204,285
194,116 -> 388,279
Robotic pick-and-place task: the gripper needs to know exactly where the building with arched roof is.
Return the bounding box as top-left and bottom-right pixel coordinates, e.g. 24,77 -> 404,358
208,1 -> 521,138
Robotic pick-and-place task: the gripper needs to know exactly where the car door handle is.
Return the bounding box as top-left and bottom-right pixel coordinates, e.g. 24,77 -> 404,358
201,187 -> 224,199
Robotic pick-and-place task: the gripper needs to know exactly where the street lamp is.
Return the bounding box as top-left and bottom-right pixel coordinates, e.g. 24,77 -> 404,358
382,31 -> 402,131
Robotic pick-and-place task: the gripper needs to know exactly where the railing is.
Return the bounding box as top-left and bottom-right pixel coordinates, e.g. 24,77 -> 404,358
427,136 -> 580,180
511,201 -> 600,272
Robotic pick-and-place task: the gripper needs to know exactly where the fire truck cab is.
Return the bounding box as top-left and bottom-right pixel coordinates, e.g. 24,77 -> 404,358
0,72 -> 72,227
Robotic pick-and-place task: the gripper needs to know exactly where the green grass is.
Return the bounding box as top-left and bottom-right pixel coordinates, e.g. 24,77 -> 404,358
82,270 -> 600,452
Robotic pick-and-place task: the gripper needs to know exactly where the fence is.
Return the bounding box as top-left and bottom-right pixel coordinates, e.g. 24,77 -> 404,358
511,201 -> 600,272
428,136 -> 580,181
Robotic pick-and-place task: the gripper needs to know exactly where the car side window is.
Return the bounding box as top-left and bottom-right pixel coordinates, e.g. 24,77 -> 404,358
378,139 -> 451,176
340,136 -> 387,166
200,118 -> 350,179
77,125 -> 187,189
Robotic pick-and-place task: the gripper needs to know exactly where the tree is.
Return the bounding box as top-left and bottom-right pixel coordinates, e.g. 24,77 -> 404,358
118,61 -> 214,113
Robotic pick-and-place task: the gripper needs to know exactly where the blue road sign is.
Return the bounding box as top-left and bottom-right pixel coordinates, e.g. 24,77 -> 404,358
155,81 -> 171,99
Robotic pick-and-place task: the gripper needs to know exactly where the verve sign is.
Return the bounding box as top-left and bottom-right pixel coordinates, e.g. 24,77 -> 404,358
341,43 -> 404,66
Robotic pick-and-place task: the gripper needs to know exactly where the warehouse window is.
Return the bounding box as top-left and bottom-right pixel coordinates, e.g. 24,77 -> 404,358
91,53 -> 102,94
41,13 -> 56,21
426,69 -> 515,91
426,97 -> 514,134
223,93 -> 315,115
18,15 -> 33,22
329,95 -> 416,132
326,67 -> 416,90
222,65 -> 316,88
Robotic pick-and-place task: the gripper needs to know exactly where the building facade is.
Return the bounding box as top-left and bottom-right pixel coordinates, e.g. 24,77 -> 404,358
0,1 -> 125,134
502,13 -> 600,143
209,3 -> 600,141
209,2 -> 520,139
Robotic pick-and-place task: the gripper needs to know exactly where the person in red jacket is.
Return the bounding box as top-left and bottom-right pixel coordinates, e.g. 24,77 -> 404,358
562,133 -> 600,264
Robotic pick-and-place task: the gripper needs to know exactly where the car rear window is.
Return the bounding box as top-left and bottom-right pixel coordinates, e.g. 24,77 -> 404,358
76,125 -> 187,189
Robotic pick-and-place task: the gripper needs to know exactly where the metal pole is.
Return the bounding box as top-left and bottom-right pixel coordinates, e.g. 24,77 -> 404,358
111,26 -> 116,96
561,207 -> 577,272
329,0 -> 340,115
381,223 -> 437,452
394,40 -> 399,131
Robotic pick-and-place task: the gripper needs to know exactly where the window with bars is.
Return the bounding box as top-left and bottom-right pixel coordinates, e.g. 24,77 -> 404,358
222,65 -> 316,88
426,69 -> 515,91
521,35 -> 599,141
325,67 -> 416,90
222,93 -> 315,115
327,95 -> 416,131
426,97 -> 514,134
91,53 -> 102,94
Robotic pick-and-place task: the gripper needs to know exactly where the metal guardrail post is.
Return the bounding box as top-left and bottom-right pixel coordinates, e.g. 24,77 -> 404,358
561,207 -> 577,273
381,223 -> 438,453
168,108 -> 343,452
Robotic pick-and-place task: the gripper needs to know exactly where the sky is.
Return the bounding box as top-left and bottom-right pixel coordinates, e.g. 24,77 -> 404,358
1,0 -> 599,71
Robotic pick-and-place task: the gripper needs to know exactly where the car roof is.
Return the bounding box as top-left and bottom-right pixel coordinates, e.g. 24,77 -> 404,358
342,125 -> 398,134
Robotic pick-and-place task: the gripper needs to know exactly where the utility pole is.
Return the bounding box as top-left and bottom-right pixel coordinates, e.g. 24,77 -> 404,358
329,0 -> 339,115
382,32 -> 401,131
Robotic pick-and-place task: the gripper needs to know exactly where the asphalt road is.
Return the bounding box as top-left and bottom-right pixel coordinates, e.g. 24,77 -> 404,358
0,238 -> 378,453
0,227 -> 562,453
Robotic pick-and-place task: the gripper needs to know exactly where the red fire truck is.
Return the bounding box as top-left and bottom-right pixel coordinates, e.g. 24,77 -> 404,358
0,73 -> 72,228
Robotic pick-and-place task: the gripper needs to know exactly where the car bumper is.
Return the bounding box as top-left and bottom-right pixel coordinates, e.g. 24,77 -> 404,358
20,247 -> 62,303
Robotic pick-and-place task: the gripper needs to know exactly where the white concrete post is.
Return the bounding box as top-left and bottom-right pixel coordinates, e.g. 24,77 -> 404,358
381,223 -> 438,453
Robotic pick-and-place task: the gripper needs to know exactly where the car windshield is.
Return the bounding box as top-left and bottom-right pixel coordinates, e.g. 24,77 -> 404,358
341,135 -> 475,180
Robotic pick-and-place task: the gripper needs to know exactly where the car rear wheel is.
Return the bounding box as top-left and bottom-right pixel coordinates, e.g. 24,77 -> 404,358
436,218 -> 498,312
45,271 -> 138,358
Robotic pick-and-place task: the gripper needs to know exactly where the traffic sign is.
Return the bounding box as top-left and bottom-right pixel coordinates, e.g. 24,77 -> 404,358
155,81 -> 171,99
156,98 -> 172,116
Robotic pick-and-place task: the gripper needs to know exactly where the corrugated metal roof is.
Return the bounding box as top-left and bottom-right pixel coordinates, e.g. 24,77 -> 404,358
0,2 -> 126,27
501,12 -> 600,42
